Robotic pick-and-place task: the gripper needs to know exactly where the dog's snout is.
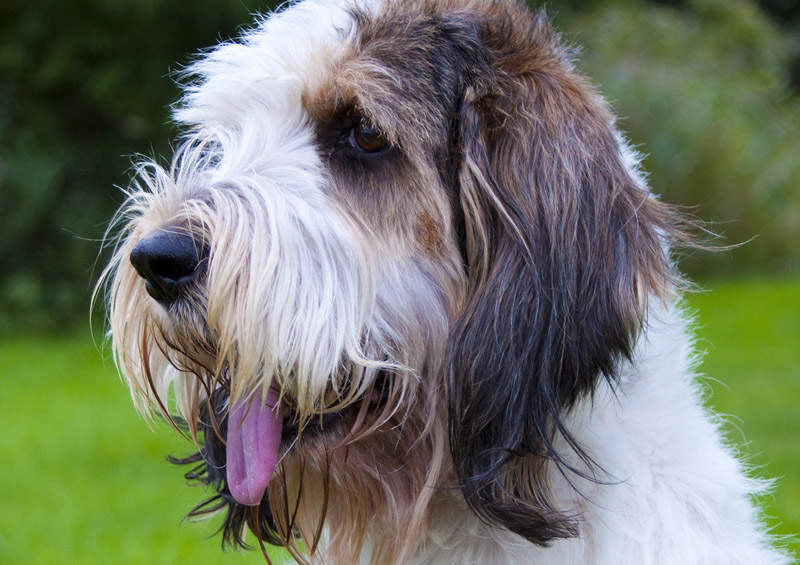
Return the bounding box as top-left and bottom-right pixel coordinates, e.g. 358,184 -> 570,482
130,230 -> 203,305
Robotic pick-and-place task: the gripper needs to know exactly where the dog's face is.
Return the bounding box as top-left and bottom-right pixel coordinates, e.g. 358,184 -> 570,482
101,1 -> 686,563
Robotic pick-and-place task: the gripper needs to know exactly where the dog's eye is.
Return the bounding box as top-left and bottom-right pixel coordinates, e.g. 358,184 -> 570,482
349,121 -> 389,153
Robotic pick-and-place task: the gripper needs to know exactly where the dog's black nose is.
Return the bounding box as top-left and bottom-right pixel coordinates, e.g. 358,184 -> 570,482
130,230 -> 203,305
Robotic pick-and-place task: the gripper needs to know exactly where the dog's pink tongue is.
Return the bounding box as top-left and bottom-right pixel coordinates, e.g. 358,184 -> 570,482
226,390 -> 283,506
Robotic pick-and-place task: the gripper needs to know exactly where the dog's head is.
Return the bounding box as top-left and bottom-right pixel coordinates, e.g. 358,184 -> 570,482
101,0 -> 688,562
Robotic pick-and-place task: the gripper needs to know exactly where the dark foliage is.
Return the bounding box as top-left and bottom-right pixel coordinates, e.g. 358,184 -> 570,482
0,0 -> 273,333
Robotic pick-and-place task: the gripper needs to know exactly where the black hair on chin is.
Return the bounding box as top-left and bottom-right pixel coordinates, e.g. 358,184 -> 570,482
168,396 -> 283,550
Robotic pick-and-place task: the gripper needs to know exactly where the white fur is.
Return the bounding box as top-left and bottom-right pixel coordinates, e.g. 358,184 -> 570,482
105,0 -> 390,419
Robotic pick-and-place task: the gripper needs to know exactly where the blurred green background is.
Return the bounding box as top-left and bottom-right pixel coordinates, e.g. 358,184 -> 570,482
1,0 -> 798,563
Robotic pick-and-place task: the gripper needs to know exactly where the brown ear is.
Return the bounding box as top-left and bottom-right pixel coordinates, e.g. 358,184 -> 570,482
446,8 -> 687,545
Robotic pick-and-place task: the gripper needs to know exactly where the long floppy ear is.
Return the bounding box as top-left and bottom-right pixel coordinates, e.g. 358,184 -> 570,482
447,9 -> 688,545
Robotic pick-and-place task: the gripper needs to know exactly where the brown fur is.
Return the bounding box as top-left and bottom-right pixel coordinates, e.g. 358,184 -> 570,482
104,1 -> 697,563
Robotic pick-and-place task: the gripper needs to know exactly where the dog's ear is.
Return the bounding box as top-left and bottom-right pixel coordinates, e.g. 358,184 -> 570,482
446,10 -> 687,544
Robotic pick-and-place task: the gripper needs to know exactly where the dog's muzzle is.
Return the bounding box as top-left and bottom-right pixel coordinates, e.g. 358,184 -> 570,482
129,230 -> 204,305
129,229 -> 285,506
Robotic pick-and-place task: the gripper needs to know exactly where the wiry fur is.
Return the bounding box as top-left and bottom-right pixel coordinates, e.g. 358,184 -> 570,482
99,0 -> 792,563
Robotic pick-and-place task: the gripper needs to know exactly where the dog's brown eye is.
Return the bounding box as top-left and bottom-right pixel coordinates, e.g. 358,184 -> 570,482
350,122 -> 389,153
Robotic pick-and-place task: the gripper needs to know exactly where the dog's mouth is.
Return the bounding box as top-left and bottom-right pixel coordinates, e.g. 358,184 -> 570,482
174,372 -> 393,509
223,390 -> 363,506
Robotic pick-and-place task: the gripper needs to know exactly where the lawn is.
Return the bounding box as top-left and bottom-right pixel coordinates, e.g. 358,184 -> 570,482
1,279 -> 797,563
0,336 -> 278,564
685,279 -> 800,553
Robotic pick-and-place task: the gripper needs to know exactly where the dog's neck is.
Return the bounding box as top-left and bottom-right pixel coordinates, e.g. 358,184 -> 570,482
358,303 -> 780,565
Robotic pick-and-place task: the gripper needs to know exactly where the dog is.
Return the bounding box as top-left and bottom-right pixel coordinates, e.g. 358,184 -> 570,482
99,0 -> 791,563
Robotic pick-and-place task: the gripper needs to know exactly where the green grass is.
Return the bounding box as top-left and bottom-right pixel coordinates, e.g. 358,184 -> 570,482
685,279 -> 800,553
2,279 -> 797,563
0,336 -> 284,564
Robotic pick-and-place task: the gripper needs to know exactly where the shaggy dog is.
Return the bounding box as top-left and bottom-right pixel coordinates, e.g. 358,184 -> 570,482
100,0 -> 790,563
